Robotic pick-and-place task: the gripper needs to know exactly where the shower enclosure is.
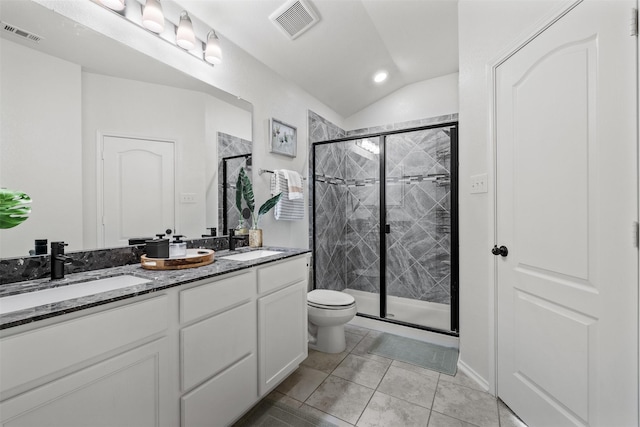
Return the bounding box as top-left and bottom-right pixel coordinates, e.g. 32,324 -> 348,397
312,122 -> 458,334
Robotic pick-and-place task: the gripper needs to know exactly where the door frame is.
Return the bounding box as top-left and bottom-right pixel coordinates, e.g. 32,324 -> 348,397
488,0 -> 640,406
96,131 -> 178,248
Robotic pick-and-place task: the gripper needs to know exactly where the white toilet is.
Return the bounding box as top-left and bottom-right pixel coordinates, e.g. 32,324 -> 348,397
307,289 -> 357,353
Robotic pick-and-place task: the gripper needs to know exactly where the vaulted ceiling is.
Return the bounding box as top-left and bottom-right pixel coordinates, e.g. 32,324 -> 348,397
176,0 -> 459,118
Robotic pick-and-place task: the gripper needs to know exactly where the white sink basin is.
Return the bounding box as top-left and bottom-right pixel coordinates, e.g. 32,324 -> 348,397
220,250 -> 283,262
0,275 -> 151,315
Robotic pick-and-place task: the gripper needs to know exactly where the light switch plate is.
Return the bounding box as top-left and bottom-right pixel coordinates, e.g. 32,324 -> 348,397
470,173 -> 488,194
180,193 -> 197,203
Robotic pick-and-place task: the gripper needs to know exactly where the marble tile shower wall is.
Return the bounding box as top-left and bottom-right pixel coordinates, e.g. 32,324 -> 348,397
344,140 -> 381,296
217,132 -> 252,233
314,142 -> 348,292
308,110 -> 347,247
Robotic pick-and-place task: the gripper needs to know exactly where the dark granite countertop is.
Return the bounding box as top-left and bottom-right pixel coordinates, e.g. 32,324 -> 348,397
0,247 -> 310,330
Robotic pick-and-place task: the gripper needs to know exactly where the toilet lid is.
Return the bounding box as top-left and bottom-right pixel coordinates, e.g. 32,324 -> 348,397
308,290 -> 355,307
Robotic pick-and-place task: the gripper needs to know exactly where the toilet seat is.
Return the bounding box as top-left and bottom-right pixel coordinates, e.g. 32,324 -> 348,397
308,289 -> 355,310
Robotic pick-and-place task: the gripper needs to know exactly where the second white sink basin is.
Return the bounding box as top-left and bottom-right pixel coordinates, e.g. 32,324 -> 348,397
0,275 -> 151,315
221,250 -> 283,262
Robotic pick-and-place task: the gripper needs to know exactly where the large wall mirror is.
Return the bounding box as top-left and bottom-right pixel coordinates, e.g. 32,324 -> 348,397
0,0 -> 253,258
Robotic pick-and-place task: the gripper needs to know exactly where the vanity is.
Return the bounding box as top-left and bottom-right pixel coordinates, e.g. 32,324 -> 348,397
0,248 -> 310,427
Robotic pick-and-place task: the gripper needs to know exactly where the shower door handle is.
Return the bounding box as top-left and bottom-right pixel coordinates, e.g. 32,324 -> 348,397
385,224 -> 391,234
491,245 -> 508,257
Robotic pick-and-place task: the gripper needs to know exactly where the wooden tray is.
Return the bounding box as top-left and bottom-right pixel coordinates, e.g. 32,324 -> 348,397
141,249 -> 215,270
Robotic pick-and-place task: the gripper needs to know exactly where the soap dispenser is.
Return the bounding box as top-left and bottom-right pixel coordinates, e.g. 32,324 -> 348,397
169,235 -> 187,258
145,233 -> 169,258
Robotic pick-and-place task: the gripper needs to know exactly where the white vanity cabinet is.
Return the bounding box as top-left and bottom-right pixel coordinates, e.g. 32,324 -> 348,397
0,251 -> 311,427
178,270 -> 258,427
257,255 -> 309,395
0,295 -> 172,427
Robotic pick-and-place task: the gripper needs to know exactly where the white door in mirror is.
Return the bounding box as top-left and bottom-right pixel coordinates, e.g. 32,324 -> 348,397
101,136 -> 175,248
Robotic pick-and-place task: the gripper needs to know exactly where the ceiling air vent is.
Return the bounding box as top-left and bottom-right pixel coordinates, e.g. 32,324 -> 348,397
1,21 -> 42,43
269,0 -> 319,40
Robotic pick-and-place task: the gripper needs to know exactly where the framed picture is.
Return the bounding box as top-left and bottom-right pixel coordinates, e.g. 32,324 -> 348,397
270,118 -> 297,158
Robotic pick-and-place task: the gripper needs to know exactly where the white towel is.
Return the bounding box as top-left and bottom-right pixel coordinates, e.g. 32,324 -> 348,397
271,170 -> 304,220
282,169 -> 304,200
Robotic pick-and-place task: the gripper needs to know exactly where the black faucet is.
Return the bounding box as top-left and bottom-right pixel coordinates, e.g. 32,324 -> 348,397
228,229 -> 245,251
51,241 -> 72,280
202,227 -> 217,238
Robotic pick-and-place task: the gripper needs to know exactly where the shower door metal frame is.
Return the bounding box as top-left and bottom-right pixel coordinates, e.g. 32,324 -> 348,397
312,122 -> 459,336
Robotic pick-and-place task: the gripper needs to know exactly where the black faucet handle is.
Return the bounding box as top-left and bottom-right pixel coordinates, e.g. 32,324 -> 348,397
50,241 -> 68,255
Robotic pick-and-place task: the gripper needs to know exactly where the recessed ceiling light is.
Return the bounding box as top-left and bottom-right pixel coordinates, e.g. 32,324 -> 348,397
373,71 -> 388,83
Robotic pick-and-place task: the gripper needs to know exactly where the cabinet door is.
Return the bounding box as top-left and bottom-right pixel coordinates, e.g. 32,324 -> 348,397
258,281 -> 307,395
0,338 -> 170,427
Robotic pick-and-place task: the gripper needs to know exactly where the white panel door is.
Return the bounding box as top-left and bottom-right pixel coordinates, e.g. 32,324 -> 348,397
496,1 -> 638,426
102,136 -> 174,247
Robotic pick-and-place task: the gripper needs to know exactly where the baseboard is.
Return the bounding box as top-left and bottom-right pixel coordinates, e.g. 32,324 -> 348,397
457,357 -> 492,394
348,317 -> 459,348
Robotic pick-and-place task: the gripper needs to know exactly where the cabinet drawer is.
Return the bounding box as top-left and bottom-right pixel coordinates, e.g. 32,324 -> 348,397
257,256 -> 308,295
181,354 -> 257,427
180,271 -> 254,324
181,301 -> 256,391
0,295 -> 168,394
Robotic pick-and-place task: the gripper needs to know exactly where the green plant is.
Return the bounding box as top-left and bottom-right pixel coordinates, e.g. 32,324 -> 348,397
0,188 -> 31,229
237,168 -> 282,229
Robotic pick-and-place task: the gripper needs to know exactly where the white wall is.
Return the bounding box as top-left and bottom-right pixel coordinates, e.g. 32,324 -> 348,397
344,73 -> 459,131
0,39 -> 83,257
458,0 -> 572,392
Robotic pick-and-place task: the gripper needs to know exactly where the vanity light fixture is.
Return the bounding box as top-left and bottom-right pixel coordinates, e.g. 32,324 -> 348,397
204,30 -> 222,65
142,0 -> 165,33
373,70 -> 388,83
176,11 -> 195,50
99,0 -> 125,11
95,0 -> 222,67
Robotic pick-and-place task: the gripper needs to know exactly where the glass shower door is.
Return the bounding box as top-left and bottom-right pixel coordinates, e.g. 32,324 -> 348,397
384,126 -> 456,331
313,137 -> 381,317
312,124 -> 458,334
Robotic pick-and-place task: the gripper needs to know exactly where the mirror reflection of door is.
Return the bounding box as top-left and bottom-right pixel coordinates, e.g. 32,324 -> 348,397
101,136 -> 175,247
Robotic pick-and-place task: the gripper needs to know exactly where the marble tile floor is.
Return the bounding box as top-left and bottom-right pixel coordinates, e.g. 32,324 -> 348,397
238,325 -> 527,427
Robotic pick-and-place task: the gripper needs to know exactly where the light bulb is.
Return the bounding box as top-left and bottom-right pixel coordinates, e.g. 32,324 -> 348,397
142,0 -> 164,33
176,11 -> 195,50
373,71 -> 388,83
99,0 -> 125,11
204,31 -> 222,65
